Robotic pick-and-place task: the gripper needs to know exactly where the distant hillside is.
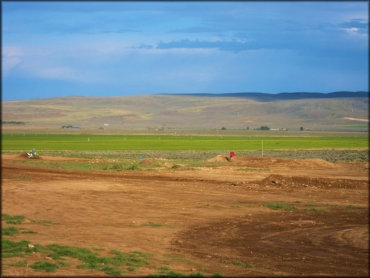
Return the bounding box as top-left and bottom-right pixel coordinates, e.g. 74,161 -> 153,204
172,91 -> 368,102
2,92 -> 368,131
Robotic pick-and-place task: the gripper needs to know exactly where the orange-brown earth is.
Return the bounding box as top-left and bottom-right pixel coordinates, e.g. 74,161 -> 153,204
2,154 -> 369,276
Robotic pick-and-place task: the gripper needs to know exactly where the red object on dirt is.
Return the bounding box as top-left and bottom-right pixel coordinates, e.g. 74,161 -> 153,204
230,152 -> 235,158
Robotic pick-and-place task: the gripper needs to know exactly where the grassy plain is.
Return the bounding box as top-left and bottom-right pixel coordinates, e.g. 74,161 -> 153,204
2,133 -> 368,152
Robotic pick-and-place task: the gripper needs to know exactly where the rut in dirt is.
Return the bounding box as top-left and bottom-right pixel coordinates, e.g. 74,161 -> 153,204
172,208 -> 369,276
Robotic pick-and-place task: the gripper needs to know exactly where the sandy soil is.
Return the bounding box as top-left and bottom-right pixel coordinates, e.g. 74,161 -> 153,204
2,154 -> 369,276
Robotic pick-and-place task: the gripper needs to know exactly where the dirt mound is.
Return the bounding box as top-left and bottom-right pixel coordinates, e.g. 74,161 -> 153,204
230,156 -> 335,169
139,159 -> 154,165
261,174 -> 367,189
208,155 -> 230,162
290,158 -> 335,168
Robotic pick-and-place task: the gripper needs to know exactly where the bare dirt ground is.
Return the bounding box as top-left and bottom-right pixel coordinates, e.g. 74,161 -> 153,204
2,154 -> 369,277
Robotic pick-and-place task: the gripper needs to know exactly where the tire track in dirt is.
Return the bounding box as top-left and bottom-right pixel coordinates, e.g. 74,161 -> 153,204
172,208 -> 369,276
2,163 -> 236,186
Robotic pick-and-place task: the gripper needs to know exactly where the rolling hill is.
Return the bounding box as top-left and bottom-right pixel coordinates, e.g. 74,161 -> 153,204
2,92 -> 368,131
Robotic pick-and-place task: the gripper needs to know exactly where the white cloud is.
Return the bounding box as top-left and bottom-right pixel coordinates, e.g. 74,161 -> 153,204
2,45 -> 24,73
345,27 -> 359,33
342,26 -> 367,38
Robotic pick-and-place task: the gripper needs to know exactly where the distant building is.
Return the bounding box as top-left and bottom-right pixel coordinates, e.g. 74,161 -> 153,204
62,125 -> 80,129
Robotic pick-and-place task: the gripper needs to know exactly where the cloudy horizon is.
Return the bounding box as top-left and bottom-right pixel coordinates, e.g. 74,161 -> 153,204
2,1 -> 368,101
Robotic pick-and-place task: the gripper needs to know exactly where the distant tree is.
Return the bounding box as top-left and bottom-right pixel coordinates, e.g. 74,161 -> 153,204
300,126 -> 304,131
259,126 -> 270,130
221,127 -> 227,130
246,126 -> 250,130
3,121 -> 25,125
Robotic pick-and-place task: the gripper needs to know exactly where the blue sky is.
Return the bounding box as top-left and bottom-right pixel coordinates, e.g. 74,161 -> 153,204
2,1 -> 368,101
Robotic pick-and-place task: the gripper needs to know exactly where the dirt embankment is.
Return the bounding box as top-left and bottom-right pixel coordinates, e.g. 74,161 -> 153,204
261,174 -> 368,189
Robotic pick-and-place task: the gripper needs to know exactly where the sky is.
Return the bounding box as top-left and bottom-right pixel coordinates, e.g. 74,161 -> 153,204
2,1 -> 369,101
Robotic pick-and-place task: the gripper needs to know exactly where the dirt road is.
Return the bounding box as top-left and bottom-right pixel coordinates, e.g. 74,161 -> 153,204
2,155 -> 368,276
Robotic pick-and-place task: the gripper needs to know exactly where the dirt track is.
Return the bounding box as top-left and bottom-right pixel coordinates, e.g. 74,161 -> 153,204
2,155 -> 369,276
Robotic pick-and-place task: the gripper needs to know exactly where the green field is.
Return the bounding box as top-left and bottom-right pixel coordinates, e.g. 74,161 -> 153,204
2,134 -> 368,152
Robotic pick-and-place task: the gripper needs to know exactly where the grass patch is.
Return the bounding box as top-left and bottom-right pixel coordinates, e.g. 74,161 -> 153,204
141,222 -> 175,228
149,271 -> 204,277
93,247 -> 105,251
302,201 -> 338,208
142,222 -> 166,227
157,266 -> 171,273
262,203 -> 297,211
2,239 -> 34,258
57,260 -> 70,267
125,163 -> 139,170
29,219 -> 57,226
188,273 -> 204,277
2,226 -> 19,236
12,177 -> 31,181
105,162 -> 125,171
21,230 -> 37,234
229,261 -> 256,269
236,168 -> 270,172
2,214 -> 25,225
2,214 -> 57,226
98,161 -> 140,171
47,244 -> 150,275
2,238 -> 151,275
303,208 -> 329,213
9,260 -> 28,267
7,159 -> 141,172
2,226 -> 34,235
101,266 -> 124,275
31,260 -> 59,272
344,209 -> 363,214
233,261 -> 244,266
231,205 -> 241,208
323,203 -> 338,207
